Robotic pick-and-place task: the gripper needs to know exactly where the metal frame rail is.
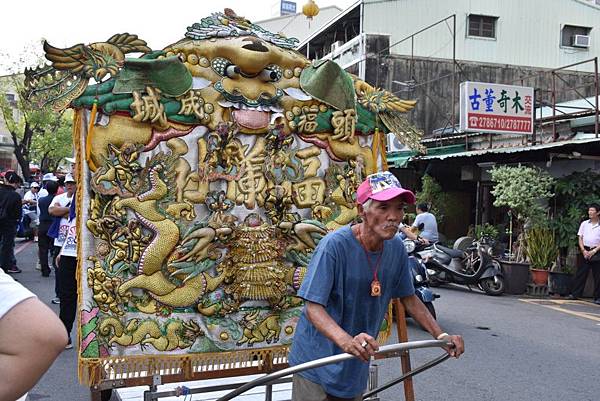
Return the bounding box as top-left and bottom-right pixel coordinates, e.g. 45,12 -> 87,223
141,340 -> 451,401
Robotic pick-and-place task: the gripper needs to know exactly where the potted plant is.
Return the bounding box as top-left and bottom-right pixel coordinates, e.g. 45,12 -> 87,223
490,164 -> 554,294
526,227 -> 558,285
473,223 -> 499,243
548,259 -> 574,296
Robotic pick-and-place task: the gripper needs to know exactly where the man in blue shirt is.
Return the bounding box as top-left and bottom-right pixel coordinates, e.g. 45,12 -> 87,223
288,171 -> 463,400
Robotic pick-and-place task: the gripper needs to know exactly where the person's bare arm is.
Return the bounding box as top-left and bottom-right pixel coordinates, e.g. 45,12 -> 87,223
304,301 -> 377,362
49,201 -> 69,217
0,298 -> 68,401
401,294 -> 464,358
399,225 -> 419,241
579,236 -> 591,259
399,226 -> 430,244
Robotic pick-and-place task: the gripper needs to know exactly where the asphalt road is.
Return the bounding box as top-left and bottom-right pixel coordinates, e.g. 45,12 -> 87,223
377,284 -> 600,401
12,239 -> 600,401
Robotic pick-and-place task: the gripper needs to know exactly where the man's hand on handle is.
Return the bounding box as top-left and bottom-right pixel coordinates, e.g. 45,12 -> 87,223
436,333 -> 464,358
340,333 -> 379,362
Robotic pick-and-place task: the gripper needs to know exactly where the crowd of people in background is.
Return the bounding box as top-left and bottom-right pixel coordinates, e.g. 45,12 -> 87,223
0,167 -> 75,277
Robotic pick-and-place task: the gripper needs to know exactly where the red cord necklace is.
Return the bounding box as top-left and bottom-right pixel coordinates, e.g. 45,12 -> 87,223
357,225 -> 383,297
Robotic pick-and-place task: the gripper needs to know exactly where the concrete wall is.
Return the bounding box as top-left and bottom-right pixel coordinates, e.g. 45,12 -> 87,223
377,55 -> 597,135
362,0 -> 600,72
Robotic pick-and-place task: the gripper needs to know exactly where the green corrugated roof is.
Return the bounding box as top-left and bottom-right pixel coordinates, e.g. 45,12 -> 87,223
387,144 -> 466,167
387,150 -> 417,168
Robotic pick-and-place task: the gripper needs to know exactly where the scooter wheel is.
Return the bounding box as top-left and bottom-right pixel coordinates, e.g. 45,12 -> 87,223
480,276 -> 505,296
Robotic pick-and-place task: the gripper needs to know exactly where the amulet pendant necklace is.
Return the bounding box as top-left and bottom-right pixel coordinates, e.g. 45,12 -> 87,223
358,225 -> 383,297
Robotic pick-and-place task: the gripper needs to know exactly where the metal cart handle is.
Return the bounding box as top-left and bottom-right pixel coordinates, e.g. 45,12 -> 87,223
216,339 -> 450,401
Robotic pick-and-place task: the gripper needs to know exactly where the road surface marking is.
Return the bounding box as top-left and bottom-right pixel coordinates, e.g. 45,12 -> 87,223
519,298 -> 600,322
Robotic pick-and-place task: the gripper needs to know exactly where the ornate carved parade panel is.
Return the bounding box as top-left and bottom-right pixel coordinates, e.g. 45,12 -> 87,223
24,10 -> 422,384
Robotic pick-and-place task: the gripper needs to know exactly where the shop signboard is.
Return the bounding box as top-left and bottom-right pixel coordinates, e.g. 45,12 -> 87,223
280,0 -> 297,15
460,81 -> 534,134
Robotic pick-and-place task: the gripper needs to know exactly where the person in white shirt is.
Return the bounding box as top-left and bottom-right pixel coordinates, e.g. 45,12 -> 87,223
23,182 -> 40,242
569,203 -> 600,304
412,203 -> 439,243
48,174 -> 75,304
56,196 -> 78,349
22,182 -> 39,209
0,269 -> 68,400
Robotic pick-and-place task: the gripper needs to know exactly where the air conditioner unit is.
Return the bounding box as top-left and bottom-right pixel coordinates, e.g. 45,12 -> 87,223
572,34 -> 591,48
386,133 -> 406,152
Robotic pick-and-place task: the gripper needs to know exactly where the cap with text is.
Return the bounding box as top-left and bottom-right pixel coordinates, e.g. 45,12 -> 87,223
356,171 -> 416,205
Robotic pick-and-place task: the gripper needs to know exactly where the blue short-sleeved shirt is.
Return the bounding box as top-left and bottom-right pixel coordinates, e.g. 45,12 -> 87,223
288,225 -> 414,398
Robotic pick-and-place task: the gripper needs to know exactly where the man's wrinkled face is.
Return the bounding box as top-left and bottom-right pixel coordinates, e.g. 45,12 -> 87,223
589,207 -> 599,220
360,197 -> 405,240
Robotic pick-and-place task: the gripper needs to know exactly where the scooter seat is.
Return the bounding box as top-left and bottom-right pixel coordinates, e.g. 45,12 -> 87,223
435,244 -> 465,259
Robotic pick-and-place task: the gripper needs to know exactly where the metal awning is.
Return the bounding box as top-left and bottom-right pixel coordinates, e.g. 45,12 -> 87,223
387,144 -> 466,167
411,136 -> 600,161
387,150 -> 416,168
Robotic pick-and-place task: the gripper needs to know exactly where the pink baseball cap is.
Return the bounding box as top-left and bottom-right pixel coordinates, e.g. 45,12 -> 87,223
356,171 -> 416,205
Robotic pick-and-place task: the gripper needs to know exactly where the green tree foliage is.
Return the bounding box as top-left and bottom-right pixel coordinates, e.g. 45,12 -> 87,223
490,164 -> 554,226
0,73 -> 73,179
416,174 -> 448,225
550,169 -> 600,251
491,164 -> 554,262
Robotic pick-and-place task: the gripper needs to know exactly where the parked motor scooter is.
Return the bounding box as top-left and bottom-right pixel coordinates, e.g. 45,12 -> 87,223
417,239 -> 505,296
403,239 -> 440,319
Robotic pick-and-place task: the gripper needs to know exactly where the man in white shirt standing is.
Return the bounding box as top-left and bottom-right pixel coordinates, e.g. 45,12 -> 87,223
48,174 -> 75,304
56,195 -> 78,349
569,203 -> 600,304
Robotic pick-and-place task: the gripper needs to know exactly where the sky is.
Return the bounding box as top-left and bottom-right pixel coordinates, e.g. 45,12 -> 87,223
0,0 -> 356,74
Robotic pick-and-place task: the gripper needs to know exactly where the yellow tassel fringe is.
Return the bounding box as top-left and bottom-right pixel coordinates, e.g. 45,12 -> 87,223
79,346 -> 290,386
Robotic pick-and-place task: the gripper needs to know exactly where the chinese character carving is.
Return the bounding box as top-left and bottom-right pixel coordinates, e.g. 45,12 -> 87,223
177,90 -> 212,123
296,105 -> 320,133
331,109 -> 356,142
293,177 -> 326,208
130,87 -> 168,128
